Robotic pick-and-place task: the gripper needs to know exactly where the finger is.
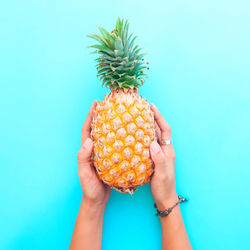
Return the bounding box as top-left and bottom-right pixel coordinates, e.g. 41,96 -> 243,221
77,138 -> 93,168
154,122 -> 161,143
150,141 -> 166,172
81,101 -> 97,144
151,103 -> 172,141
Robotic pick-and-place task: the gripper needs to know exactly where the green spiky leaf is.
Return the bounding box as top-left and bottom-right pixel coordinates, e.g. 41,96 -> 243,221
87,17 -> 149,90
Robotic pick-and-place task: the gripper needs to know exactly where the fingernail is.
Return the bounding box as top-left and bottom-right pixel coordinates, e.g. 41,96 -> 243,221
150,141 -> 161,154
83,138 -> 92,149
92,100 -> 97,107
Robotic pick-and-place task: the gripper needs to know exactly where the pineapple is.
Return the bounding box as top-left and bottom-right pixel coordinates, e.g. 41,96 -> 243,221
88,18 -> 156,194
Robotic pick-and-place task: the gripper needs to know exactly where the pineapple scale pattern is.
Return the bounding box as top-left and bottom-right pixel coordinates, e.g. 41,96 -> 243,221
91,91 -> 156,193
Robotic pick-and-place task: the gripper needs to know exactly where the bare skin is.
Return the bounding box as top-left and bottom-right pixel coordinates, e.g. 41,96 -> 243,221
150,104 -> 192,250
70,101 -> 110,250
70,101 -> 192,250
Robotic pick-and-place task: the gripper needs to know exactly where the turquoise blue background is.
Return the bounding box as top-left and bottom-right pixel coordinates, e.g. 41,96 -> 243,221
1,0 -> 250,249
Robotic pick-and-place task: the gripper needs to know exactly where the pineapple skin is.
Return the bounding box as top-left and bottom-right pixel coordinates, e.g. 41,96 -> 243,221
91,90 -> 156,194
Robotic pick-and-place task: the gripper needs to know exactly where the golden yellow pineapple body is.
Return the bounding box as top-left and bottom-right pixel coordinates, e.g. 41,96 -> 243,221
91,90 -> 156,194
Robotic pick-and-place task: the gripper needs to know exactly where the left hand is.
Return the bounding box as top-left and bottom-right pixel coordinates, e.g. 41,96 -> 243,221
77,101 -> 111,209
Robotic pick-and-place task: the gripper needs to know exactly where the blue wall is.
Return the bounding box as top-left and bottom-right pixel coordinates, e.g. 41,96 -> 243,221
1,0 -> 250,249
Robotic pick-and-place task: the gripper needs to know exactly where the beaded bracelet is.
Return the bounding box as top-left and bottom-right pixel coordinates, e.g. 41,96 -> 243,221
154,195 -> 188,217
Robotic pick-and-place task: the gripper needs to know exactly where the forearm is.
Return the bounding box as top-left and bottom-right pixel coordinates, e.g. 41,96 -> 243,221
70,199 -> 105,250
159,195 -> 192,250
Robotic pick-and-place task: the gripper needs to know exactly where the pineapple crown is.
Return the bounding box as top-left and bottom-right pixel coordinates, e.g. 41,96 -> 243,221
87,17 -> 149,90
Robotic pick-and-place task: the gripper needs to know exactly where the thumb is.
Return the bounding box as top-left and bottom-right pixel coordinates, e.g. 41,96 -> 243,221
77,138 -> 93,167
150,141 -> 166,171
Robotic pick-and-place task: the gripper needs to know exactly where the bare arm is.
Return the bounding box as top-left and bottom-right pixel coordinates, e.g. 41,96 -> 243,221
70,200 -> 105,250
70,101 -> 110,250
150,104 -> 192,250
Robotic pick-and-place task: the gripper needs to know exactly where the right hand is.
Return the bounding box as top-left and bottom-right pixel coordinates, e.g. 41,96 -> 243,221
149,104 -> 178,210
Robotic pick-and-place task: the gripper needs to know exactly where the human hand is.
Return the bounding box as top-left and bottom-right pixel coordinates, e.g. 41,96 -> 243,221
77,101 -> 111,209
149,104 -> 178,210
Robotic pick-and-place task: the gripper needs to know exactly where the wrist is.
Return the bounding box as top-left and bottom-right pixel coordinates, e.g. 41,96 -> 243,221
155,191 -> 178,211
80,198 -> 106,219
